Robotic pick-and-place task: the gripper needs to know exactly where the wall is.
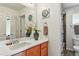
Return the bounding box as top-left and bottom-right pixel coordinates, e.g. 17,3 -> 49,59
36,3 -> 62,56
0,5 -> 20,38
66,6 -> 79,50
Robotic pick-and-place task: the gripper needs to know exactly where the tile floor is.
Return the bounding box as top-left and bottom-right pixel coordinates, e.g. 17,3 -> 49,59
63,49 -> 74,56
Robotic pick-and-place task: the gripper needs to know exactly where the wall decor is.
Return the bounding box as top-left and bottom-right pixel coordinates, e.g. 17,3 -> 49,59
28,14 -> 32,21
42,8 -> 50,19
43,22 -> 48,36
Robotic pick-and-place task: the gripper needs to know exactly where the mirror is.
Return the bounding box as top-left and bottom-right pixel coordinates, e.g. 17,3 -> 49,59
72,13 -> 79,25
19,4 -> 36,38
72,13 -> 79,38
0,3 -> 37,41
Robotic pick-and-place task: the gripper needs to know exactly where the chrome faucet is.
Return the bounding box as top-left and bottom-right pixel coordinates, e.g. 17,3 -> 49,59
6,35 -> 10,40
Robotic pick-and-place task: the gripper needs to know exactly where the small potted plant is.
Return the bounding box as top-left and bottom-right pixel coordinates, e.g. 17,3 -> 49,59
25,24 -> 32,37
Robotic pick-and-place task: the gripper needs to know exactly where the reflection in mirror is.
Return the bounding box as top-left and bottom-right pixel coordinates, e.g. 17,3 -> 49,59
0,3 -> 37,41
20,15 -> 25,38
19,4 -> 37,38
6,16 -> 11,39
72,13 -> 79,38
72,14 -> 79,25
6,16 -> 17,39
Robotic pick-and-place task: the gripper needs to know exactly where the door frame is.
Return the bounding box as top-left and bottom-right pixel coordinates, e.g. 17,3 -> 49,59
20,15 -> 25,37
63,13 -> 66,50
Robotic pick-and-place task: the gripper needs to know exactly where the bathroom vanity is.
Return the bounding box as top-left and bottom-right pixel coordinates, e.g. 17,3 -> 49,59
15,41 -> 48,56
0,37 -> 48,56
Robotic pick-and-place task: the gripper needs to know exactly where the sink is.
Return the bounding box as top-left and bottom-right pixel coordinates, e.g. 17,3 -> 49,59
9,42 -> 31,50
5,40 -> 19,46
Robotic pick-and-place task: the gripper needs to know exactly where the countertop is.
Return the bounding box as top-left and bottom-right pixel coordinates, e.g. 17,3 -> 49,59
0,36 -> 48,56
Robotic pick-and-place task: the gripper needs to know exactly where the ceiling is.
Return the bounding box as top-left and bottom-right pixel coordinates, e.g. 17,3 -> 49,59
62,3 -> 79,10
0,3 -> 79,11
0,3 -> 26,10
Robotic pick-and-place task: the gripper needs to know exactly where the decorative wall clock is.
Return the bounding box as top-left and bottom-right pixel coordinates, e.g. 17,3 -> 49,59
42,8 -> 50,19
28,14 -> 32,21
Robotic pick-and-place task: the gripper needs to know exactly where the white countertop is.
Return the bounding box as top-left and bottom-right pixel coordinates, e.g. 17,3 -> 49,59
0,36 -> 48,56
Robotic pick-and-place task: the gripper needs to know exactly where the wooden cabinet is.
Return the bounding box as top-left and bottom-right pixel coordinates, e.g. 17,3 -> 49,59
26,45 -> 40,56
26,42 -> 48,56
41,42 -> 48,56
14,41 -> 48,56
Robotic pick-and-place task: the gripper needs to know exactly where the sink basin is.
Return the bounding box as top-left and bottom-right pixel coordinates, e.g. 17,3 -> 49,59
5,40 -> 19,46
9,42 -> 31,50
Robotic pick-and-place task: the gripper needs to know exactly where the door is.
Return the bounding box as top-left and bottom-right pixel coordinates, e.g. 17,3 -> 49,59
20,15 -> 25,38
63,14 -> 66,50
0,16 -> 6,40
11,16 -> 16,39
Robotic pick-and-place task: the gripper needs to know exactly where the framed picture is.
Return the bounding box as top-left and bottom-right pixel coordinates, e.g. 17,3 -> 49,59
28,14 -> 32,21
42,8 -> 50,19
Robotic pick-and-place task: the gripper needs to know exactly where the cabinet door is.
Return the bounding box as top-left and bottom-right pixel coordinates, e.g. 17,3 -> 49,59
41,42 -> 48,56
26,45 -> 40,56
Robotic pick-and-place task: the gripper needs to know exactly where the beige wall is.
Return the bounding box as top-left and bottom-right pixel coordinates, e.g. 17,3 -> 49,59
36,3 -> 62,56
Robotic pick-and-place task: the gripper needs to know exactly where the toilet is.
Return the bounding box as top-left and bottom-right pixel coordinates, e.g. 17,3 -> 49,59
73,46 -> 79,52
73,46 -> 79,56
72,24 -> 79,55
73,38 -> 79,56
